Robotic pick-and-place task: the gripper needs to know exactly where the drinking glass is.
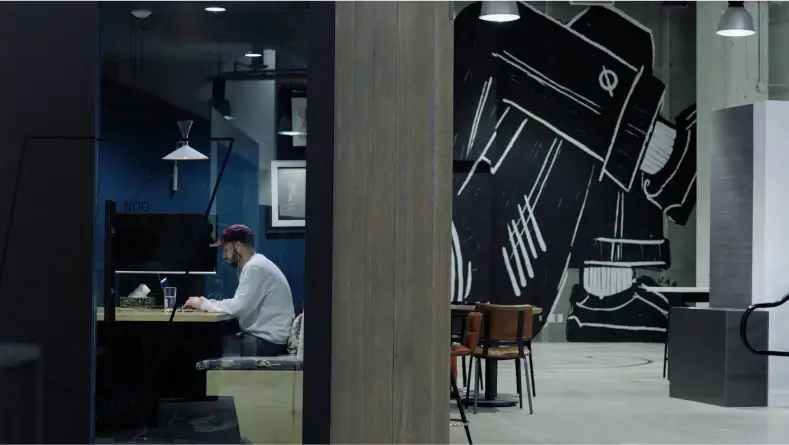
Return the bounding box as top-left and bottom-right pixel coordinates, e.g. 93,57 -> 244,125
163,287 -> 178,312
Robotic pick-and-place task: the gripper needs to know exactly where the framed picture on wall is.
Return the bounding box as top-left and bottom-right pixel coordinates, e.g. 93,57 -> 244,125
276,85 -> 307,160
269,160 -> 306,232
290,96 -> 307,147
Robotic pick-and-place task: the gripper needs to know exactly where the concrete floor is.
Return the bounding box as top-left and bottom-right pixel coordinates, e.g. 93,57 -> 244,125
450,343 -> 789,444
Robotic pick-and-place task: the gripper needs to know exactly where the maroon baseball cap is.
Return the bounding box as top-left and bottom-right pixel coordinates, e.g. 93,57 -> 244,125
210,224 -> 254,247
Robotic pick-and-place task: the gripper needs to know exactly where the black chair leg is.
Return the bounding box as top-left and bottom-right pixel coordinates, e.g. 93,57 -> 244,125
663,337 -> 669,378
523,355 -> 534,414
514,358 -> 523,409
462,356 -> 468,388
527,340 -> 536,397
476,358 -> 483,391
474,357 -> 481,414
464,356 -> 474,405
451,370 -> 473,445
664,309 -> 671,379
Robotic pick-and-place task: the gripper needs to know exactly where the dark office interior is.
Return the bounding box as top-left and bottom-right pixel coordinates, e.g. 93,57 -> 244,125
0,2 -> 324,444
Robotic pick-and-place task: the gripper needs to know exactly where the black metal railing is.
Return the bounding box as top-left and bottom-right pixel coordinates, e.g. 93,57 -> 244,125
740,292 -> 789,357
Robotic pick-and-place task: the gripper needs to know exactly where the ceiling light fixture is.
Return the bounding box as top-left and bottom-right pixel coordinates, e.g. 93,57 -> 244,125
163,121 -> 208,161
479,1 -> 520,23
278,115 -> 307,137
130,9 -> 152,19
717,1 -> 755,37
244,50 -> 263,58
205,6 -> 226,13
163,121 -> 208,193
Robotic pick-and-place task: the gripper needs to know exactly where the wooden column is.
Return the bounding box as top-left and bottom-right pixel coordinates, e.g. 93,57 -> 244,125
330,2 -> 453,443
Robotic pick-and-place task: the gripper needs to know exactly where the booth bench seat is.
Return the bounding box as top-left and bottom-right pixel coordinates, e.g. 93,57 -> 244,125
196,355 -> 302,372
195,315 -> 304,444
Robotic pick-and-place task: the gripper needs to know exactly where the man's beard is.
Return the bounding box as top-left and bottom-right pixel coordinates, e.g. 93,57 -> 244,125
226,249 -> 240,268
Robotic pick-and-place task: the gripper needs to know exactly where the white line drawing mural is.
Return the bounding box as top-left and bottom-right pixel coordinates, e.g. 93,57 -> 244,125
453,2 -> 697,341
451,220 -> 473,303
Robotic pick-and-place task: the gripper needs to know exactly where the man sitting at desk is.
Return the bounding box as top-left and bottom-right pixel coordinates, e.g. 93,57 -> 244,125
184,224 -> 294,356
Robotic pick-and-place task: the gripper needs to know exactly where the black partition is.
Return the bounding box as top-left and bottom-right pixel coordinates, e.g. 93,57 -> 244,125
0,3 -> 99,443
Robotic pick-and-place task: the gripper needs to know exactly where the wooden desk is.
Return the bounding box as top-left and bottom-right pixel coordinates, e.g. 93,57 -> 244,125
97,307 -> 232,323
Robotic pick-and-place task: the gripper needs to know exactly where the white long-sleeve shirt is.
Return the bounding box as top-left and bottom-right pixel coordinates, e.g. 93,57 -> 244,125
200,253 -> 295,344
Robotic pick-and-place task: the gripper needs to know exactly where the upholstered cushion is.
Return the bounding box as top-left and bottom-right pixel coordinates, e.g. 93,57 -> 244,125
473,345 -> 529,359
287,313 -> 304,355
451,344 -> 472,356
196,355 -> 302,371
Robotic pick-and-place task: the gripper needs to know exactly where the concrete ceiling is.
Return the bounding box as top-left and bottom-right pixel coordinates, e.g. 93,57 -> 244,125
100,1 -> 309,68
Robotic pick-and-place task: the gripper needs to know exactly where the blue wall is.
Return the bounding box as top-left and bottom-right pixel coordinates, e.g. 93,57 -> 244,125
96,80 -> 305,312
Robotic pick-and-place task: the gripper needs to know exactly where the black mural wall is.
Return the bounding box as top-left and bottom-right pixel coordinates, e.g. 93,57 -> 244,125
452,2 -> 697,342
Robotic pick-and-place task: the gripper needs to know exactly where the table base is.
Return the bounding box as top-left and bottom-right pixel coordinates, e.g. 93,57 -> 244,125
455,391 -> 519,408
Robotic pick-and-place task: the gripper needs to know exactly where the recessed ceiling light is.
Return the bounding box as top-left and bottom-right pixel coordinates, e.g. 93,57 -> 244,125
205,6 -> 226,13
244,51 -> 263,58
130,9 -> 152,19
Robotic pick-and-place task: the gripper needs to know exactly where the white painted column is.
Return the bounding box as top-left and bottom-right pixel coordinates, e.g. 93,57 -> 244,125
696,1 -> 768,287
754,101 -> 789,406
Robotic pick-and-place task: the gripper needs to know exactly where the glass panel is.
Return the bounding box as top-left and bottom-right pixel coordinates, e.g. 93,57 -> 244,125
95,2 -> 308,442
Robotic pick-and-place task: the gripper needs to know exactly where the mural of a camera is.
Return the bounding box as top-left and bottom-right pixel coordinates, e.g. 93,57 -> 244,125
451,2 -> 697,341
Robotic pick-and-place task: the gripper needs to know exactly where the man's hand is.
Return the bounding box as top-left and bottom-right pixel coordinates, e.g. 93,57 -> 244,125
184,296 -> 206,310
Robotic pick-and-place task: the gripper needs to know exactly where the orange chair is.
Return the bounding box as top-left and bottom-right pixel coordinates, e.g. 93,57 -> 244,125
451,312 -> 481,445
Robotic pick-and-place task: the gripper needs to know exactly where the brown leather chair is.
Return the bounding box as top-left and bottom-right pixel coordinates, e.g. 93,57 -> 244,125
470,303 -> 534,414
451,312 -> 481,445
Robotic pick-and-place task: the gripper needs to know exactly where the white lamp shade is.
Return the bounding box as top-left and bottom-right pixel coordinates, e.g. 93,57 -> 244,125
479,1 -> 520,22
717,5 -> 755,37
163,144 -> 208,161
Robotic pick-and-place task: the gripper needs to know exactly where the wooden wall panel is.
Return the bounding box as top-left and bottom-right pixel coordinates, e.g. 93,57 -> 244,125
331,2 -> 452,443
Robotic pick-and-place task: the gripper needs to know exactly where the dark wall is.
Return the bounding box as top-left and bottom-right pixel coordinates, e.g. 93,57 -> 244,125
96,80 -> 214,302
453,3 -> 697,342
0,3 -> 98,443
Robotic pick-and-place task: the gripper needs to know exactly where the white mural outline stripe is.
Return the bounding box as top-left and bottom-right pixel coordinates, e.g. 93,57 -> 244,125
491,118 -> 528,174
567,316 -> 666,332
611,193 -> 620,261
517,202 -> 538,260
457,131 -> 497,196
451,237 -> 457,302
466,77 -> 492,158
517,0 -> 638,72
565,5 -> 656,71
502,246 -> 521,298
451,221 -> 471,303
464,261 -> 473,300
577,295 -> 668,317
584,260 -> 666,267
598,66 -> 645,191
637,284 -> 668,304
507,222 -> 528,287
594,237 -> 665,245
644,129 -> 691,206
504,139 -> 561,296
503,98 -> 605,164
552,167 -> 597,319
495,106 -> 511,129
493,51 -> 601,115
626,92 -> 665,191
512,217 -> 535,279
